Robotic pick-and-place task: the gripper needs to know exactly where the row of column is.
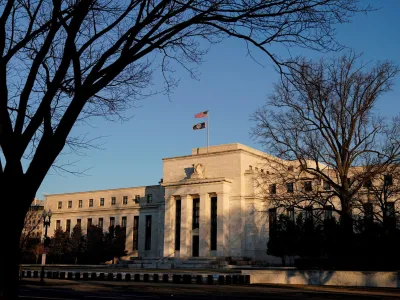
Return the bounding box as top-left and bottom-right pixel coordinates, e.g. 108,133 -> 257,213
164,192 -> 229,258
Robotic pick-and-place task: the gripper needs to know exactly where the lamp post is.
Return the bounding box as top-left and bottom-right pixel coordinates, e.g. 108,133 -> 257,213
40,209 -> 52,285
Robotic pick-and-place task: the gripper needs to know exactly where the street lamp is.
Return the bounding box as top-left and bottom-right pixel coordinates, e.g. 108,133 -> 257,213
40,209 -> 52,284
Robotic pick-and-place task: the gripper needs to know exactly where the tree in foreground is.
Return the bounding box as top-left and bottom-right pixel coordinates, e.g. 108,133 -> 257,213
0,0 -> 370,297
252,53 -> 400,252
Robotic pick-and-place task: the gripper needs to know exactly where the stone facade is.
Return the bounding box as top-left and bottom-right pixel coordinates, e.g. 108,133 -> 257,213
45,185 -> 165,257
43,143 -> 276,261
23,199 -> 44,240
42,142 -> 399,262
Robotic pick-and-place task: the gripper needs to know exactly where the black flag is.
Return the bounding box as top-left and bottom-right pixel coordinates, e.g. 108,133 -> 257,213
193,122 -> 206,130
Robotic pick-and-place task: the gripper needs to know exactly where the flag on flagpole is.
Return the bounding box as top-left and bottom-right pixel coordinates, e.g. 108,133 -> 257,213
194,111 -> 208,118
193,122 -> 206,130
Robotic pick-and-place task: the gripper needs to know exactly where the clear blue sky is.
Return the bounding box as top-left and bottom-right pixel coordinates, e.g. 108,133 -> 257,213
36,1 -> 400,198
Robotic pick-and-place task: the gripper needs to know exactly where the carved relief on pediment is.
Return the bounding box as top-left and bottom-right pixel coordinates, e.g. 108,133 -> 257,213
190,163 -> 205,179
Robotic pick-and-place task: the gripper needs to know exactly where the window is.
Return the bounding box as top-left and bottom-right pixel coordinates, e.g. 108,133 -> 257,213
384,174 -> 393,186
386,202 -> 395,217
78,200 -> 82,208
210,197 -> 217,251
68,201 -> 72,209
287,207 -> 295,221
58,201 -> 62,209
364,203 -> 373,219
121,216 -> 127,228
111,197 -> 116,205
324,205 -> 333,220
100,198 -> 104,206
123,196 -> 128,205
87,218 -> 92,228
134,195 -> 140,204
98,218 -> 103,230
305,206 -> 313,220
364,179 -> 372,188
77,219 -> 81,227
147,194 -> 153,203
133,216 -> 139,251
175,199 -> 181,251
192,198 -> 200,229
56,220 -> 61,230
145,215 -> 152,250
66,220 -> 71,233
323,180 -> 331,191
286,182 -> 294,193
110,217 -> 115,227
268,208 -> 277,232
304,181 -> 312,192
89,199 -> 93,207
269,184 -> 277,195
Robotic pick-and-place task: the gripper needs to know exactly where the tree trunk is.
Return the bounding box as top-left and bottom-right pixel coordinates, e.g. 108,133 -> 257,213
0,190 -> 32,299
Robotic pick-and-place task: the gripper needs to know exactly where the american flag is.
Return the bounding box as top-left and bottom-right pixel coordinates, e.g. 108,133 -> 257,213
194,111 -> 208,118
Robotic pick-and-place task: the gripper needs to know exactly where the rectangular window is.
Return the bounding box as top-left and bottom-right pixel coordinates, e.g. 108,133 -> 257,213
58,201 -> 62,209
192,198 -> 200,229
145,215 -> 152,250
68,201 -> 72,209
89,199 -> 93,207
111,197 -> 116,205
56,220 -> 61,230
98,218 -> 103,230
110,217 -> 115,227
268,208 -> 277,232
78,200 -> 82,208
324,205 -> 333,220
77,219 -> 81,227
323,180 -> 331,190
133,216 -> 139,251
305,206 -> 313,220
269,184 -> 277,194
287,207 -> 295,221
210,197 -> 217,251
304,181 -> 312,192
87,218 -> 92,228
135,195 -> 140,204
384,174 -> 393,186
66,219 -> 71,233
121,216 -> 127,228
364,203 -> 373,219
175,199 -> 181,251
286,183 -> 294,193
364,179 -> 372,188
123,196 -> 128,205
100,198 -> 104,206
147,194 -> 153,203
386,202 -> 395,217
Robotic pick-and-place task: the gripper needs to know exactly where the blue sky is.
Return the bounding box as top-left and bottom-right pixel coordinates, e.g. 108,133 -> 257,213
36,1 -> 400,198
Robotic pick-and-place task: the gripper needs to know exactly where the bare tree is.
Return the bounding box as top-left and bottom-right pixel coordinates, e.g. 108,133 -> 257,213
353,164 -> 400,228
251,53 -> 400,236
0,0 -> 369,297
255,158 -> 335,220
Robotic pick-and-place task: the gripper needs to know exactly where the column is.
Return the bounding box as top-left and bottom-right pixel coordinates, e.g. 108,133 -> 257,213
125,214 -> 134,255
103,216 -> 110,233
180,195 -> 193,258
163,196 -> 175,257
138,212 -> 146,255
199,193 -> 211,257
217,193 -> 230,256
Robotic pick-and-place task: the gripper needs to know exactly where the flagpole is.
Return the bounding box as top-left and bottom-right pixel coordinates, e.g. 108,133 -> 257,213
207,110 -> 209,154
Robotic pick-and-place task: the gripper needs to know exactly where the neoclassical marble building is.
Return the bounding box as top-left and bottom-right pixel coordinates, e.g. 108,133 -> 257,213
44,143 -> 273,261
